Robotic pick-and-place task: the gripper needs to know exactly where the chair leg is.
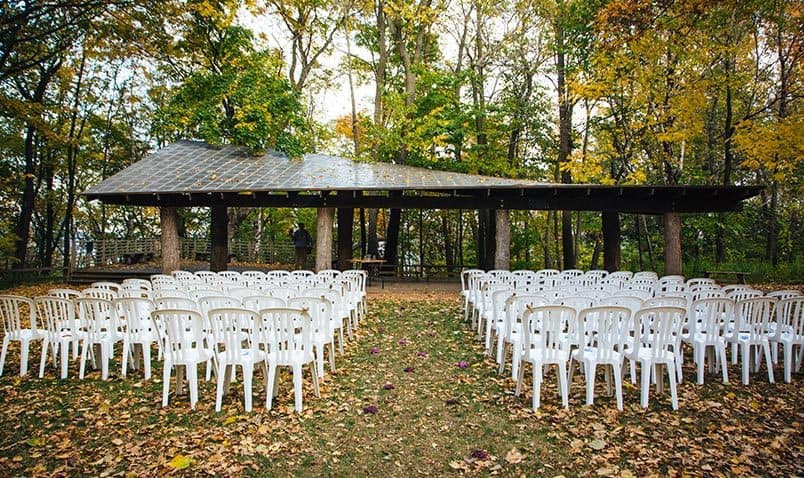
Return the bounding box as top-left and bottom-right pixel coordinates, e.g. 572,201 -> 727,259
511,344 -> 521,380
187,363 -> 199,410
585,362 -> 596,406
741,343 -> 750,385
532,363 -> 542,410
763,343 -> 774,383
39,340 -> 50,378
328,342 -> 336,372
215,363 -> 227,412
243,363 -> 253,413
613,364 -> 623,411
20,338 -> 30,376
79,340 -> 89,379
293,364 -> 303,413
514,359 -> 525,397
695,344 -> 705,385
311,363 -> 320,398
783,343 -> 793,383
667,360 -> 678,410
640,360 -> 651,408
162,362 -> 171,407
265,363 -> 276,410
0,336 -> 9,376
142,344 -> 152,380
558,362 -> 569,409
121,340 -> 130,378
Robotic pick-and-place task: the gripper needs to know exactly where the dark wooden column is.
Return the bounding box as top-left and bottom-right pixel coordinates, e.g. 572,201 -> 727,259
210,205 -> 228,272
494,209 -> 510,270
602,211 -> 621,272
337,197 -> 354,270
315,207 -> 335,272
663,212 -> 682,276
160,206 -> 180,274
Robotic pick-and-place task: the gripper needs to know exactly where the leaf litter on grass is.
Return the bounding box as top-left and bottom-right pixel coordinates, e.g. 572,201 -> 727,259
0,283 -> 802,476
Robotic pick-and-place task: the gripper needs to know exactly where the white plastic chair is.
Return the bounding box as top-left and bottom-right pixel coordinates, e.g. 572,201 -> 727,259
729,297 -> 776,385
217,271 -> 242,283
689,298 -> 732,385
515,305 -> 575,410
260,308 -> 320,412
48,288 -> 83,300
767,290 -> 802,300
629,306 -> 686,410
496,294 -> 549,377
288,296 -> 335,376
569,306 -> 631,411
114,297 -> 159,379
77,297 -> 123,380
153,309 -> 215,409
769,297 -> 804,383
0,295 -> 46,376
155,296 -> 198,311
150,274 -> 178,290
598,295 -> 644,317
485,288 -> 515,353
208,308 -> 268,412
35,296 -> 83,379
82,287 -> 118,301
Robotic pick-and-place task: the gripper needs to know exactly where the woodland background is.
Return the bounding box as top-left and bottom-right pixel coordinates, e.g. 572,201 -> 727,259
1,0 -> 801,280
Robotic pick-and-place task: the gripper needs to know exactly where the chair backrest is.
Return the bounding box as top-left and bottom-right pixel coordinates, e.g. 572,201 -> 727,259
461,268 -> 484,292
197,296 -> 242,320
265,287 -> 295,302
152,288 -> 189,299
119,288 -> 151,299
122,278 -> 152,291
259,307 -> 313,362
773,297 -> 804,339
152,309 -> 208,364
767,290 -> 802,300
602,271 -> 633,288
114,297 -> 156,337
243,295 -> 286,312
208,308 -> 259,362
728,289 -> 763,302
317,269 -> 341,281
691,287 -> 725,301
35,296 -> 77,337
634,306 -> 686,358
48,288 -> 83,300
503,294 -> 549,342
290,270 -> 315,279
689,298 -> 733,341
735,297 -> 777,341
633,271 -> 659,281
0,295 -> 34,334
189,289 -> 226,301
227,287 -> 260,301
150,274 -> 178,290
194,271 -> 217,282
82,287 -> 118,301
217,271 -> 242,283
554,295 -> 597,313
288,296 -> 332,338
686,277 -> 715,289
77,297 -> 117,338
598,295 -> 644,316
241,270 -> 267,286
577,306 -> 631,361
172,270 -> 197,283
90,281 -> 121,292
722,284 -> 752,295
522,305 -> 576,360
155,296 -> 198,311
644,296 -> 688,309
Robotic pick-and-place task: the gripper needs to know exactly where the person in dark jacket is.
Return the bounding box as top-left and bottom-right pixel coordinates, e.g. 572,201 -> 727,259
289,222 -> 313,270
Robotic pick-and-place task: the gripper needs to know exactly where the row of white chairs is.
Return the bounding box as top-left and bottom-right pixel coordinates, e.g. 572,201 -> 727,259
0,271 -> 369,412
460,269 -> 803,411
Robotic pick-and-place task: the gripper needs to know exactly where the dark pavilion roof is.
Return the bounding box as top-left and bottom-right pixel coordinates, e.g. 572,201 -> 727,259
84,140 -> 763,214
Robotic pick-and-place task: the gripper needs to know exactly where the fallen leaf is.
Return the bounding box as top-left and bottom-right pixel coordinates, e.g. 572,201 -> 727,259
167,454 -> 191,470
505,448 -> 525,464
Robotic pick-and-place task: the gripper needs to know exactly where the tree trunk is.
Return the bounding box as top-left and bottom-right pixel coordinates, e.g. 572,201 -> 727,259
315,207 -> 335,272
442,212 -> 454,274
494,209 -> 510,270
663,212 -> 682,276
359,208 -> 367,258
385,206 -> 401,265
161,207 -> 181,274
602,211 -> 621,272
210,205 -> 228,272
367,208 -> 379,256
556,20 -> 575,270
337,206 -> 354,270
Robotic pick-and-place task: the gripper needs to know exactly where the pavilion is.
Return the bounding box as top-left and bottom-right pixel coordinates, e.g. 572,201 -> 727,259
83,140 -> 763,275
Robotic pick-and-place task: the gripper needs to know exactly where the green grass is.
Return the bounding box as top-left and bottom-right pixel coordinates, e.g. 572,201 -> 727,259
0,296 -> 801,476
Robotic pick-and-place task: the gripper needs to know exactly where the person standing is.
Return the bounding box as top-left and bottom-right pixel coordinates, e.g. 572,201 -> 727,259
289,222 -> 313,270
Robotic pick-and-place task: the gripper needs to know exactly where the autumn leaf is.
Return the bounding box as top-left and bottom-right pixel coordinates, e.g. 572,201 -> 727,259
167,454 -> 192,470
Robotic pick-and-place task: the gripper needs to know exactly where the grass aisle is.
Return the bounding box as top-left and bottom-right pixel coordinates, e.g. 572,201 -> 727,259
0,294 -> 801,476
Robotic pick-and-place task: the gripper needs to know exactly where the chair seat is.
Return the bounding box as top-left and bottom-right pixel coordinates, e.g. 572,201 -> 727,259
7,329 -> 46,341
635,347 -> 675,363
523,347 -> 569,365
571,347 -> 623,365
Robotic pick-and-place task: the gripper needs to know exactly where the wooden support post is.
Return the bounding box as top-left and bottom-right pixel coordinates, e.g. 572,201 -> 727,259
602,211 -> 621,272
337,206 -> 354,270
663,212 -> 682,276
210,205 -> 228,272
494,209 -> 510,270
316,207 -> 335,272
160,206 -> 180,274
